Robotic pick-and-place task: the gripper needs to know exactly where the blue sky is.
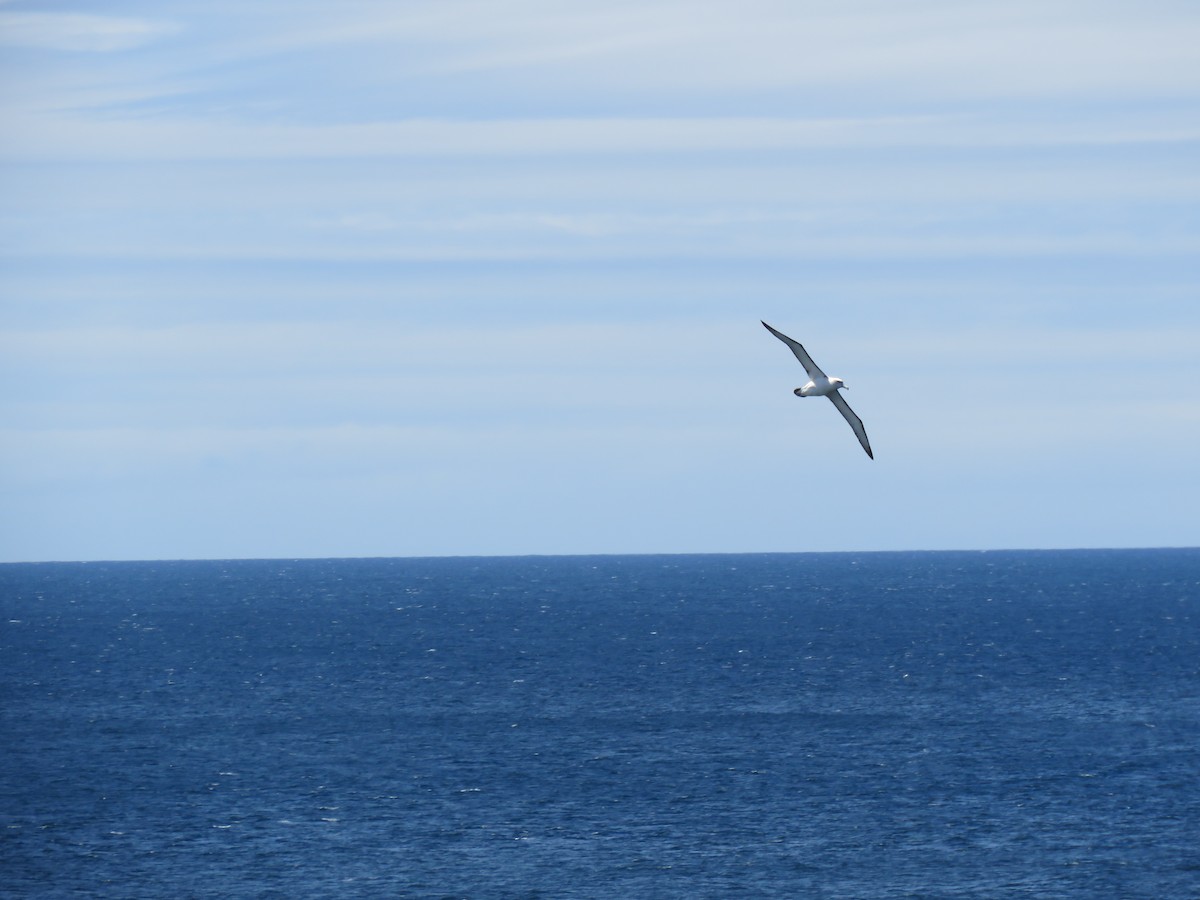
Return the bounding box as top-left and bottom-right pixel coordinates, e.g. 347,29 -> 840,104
2,1 -> 1198,561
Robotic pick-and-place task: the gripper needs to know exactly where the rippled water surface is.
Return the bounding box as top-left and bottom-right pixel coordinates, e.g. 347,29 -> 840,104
3,550 -> 1199,897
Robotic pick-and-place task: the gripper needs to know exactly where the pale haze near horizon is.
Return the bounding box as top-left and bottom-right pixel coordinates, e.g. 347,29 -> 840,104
1,1 -> 1198,562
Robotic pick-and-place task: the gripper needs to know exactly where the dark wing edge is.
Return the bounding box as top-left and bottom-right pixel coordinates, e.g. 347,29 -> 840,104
828,392 -> 874,459
761,321 -> 826,380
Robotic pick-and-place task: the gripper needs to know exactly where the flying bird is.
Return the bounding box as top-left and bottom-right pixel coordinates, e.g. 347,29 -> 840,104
761,320 -> 873,459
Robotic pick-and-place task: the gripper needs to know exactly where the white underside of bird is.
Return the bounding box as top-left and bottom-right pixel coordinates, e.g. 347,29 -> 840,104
761,320 -> 874,459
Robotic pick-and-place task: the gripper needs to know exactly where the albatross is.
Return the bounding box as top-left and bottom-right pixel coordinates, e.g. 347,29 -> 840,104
761,320 -> 874,459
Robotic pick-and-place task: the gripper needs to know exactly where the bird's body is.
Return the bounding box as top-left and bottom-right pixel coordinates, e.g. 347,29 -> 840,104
794,375 -> 840,397
761,320 -> 873,459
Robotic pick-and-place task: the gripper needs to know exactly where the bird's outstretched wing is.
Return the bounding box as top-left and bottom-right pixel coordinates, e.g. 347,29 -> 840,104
761,321 -> 826,380
828,392 -> 874,459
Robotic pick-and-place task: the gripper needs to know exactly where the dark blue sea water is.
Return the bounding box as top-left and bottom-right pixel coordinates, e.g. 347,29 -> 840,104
2,550 -> 1199,898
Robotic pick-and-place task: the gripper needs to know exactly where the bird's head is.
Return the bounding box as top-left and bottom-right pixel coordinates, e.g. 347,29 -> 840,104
833,378 -> 846,390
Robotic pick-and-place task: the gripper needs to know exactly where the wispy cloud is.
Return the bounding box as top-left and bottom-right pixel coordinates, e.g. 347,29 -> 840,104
0,11 -> 178,53
7,110 -> 1200,163
6,2 -> 1200,128
225,1 -> 1200,99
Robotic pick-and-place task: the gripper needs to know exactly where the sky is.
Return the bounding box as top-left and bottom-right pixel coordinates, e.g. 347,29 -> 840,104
1,0 -> 1198,561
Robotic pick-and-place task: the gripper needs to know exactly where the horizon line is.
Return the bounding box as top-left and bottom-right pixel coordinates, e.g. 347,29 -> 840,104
2,545 -> 1197,566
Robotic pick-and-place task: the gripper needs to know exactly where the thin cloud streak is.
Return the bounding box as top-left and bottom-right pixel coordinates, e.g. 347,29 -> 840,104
0,11 -> 178,53
6,112 -> 1200,162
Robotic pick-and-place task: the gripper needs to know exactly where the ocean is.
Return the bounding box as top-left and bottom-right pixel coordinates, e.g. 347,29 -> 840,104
2,549 -> 1198,898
